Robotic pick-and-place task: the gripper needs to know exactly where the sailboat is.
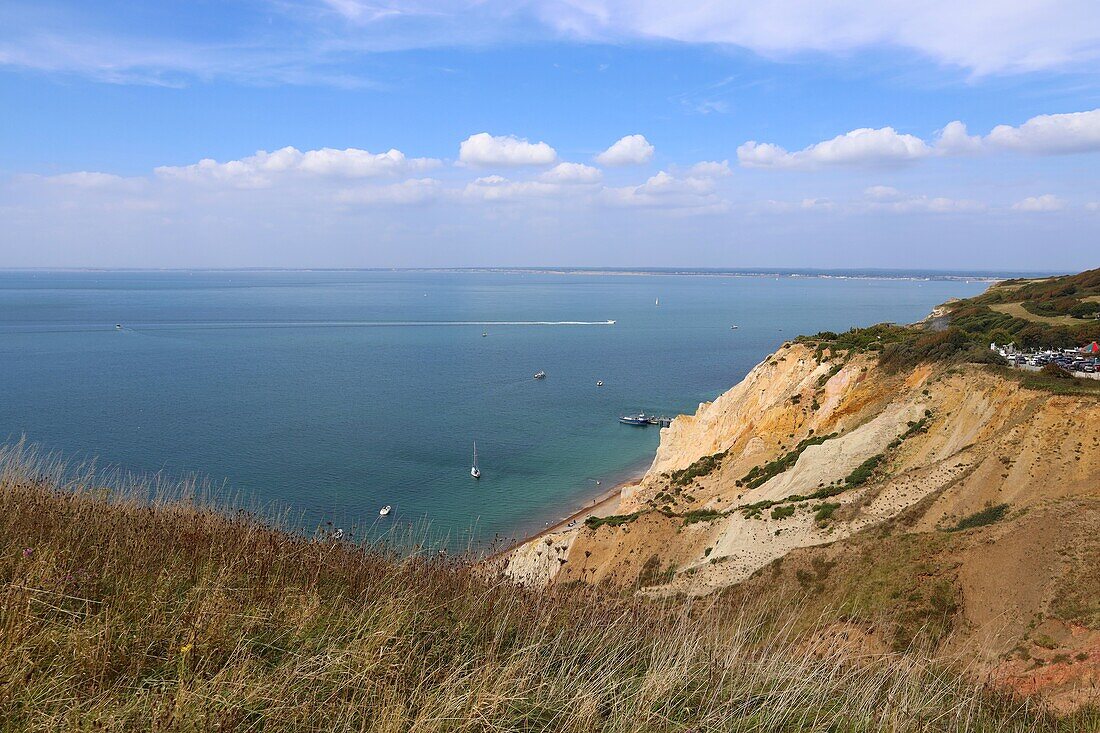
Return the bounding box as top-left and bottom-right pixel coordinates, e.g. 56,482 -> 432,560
655,297 -> 660,306
471,440 -> 481,479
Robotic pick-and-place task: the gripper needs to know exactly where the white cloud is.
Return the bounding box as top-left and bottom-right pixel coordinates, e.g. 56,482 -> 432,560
602,170 -> 724,212
862,186 -> 983,212
538,162 -> 603,183
876,196 -> 984,213
1012,194 -> 1066,212
596,134 -> 654,166
986,109 -> 1100,154
863,185 -> 900,201
458,133 -> 557,167
799,197 -> 835,211
299,148 -> 439,177
753,198 -> 834,213
687,160 -> 732,178
635,171 -> 713,196
1086,202 -> 1100,212
934,121 -> 983,155
757,188 -> 983,215
42,171 -> 135,189
740,108 -> 1100,171
738,127 -> 931,169
154,146 -> 439,187
334,178 -> 442,205
462,175 -> 569,201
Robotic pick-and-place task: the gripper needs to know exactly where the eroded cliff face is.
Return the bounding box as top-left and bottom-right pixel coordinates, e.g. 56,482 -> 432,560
500,342 -> 1100,708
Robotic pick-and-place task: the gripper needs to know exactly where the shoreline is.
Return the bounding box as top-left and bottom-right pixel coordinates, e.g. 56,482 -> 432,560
489,471 -> 645,559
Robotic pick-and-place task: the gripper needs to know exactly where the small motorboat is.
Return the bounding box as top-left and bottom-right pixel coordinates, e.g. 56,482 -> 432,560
471,440 -> 481,479
482,332 -> 488,337
533,371 -> 546,380
378,505 -> 392,517
596,380 -> 604,387
730,325 -> 738,329
619,413 -> 650,426
115,324 -> 122,330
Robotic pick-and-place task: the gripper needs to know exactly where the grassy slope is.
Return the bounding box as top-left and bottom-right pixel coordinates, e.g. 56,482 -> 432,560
0,444 -> 1089,732
795,268 -> 1100,381
725,500 -> 1100,711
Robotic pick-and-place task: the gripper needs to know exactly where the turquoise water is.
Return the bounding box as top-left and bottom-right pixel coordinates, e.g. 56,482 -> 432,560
0,270 -> 988,547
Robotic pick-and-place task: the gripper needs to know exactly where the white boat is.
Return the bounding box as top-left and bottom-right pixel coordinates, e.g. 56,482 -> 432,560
730,325 -> 738,329
533,370 -> 546,380
471,440 -> 481,479
596,380 -> 604,387
115,324 -> 122,330
378,505 -> 391,517
655,297 -> 660,306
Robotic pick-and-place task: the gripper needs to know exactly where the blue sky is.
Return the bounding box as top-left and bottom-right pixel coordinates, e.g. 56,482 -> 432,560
1,1 -> 1099,269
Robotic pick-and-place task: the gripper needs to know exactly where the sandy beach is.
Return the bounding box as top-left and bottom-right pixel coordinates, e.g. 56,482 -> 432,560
489,473 -> 643,560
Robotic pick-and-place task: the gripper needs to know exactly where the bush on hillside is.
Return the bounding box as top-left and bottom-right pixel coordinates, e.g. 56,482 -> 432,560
1040,363 -> 1074,380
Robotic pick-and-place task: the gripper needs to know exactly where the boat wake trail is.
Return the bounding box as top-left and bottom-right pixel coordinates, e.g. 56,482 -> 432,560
144,319 -> 620,329
4,320 -> 618,334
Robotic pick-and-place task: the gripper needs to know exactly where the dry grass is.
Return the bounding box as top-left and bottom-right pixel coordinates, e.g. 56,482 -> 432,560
0,441 -> 1092,732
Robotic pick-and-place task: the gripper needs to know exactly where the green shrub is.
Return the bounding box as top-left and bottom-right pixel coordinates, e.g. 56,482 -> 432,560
844,454 -> 884,487
585,511 -> 644,530
670,450 -> 728,487
681,508 -> 723,526
816,363 -> 843,388
740,433 -> 838,490
771,505 -> 796,520
950,504 -> 1009,532
1040,363 -> 1073,379
814,502 -> 841,523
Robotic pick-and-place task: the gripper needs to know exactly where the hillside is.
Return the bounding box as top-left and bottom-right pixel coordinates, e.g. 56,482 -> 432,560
5,445 -> 1088,732
501,271 -> 1100,711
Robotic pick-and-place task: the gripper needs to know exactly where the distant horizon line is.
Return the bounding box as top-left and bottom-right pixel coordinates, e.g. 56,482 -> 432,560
0,266 -> 1063,280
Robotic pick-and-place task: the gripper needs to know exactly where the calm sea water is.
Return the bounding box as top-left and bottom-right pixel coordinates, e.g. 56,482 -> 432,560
1,270 -> 989,547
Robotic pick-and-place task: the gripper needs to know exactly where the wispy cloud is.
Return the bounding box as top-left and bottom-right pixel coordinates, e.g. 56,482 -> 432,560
3,1 -> 1099,85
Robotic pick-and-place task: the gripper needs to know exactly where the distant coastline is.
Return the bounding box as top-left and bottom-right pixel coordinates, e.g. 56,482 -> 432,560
417,267 -> 1015,282
0,266 -> 1053,282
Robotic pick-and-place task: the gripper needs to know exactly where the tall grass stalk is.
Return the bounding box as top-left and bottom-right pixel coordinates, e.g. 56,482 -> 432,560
0,442 -> 1091,731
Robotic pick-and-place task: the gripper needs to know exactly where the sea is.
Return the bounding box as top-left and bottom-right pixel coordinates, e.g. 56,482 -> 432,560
1,269 -> 995,549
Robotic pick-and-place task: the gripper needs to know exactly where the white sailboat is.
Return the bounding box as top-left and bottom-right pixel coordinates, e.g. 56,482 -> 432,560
655,297 -> 660,306
471,440 -> 481,479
